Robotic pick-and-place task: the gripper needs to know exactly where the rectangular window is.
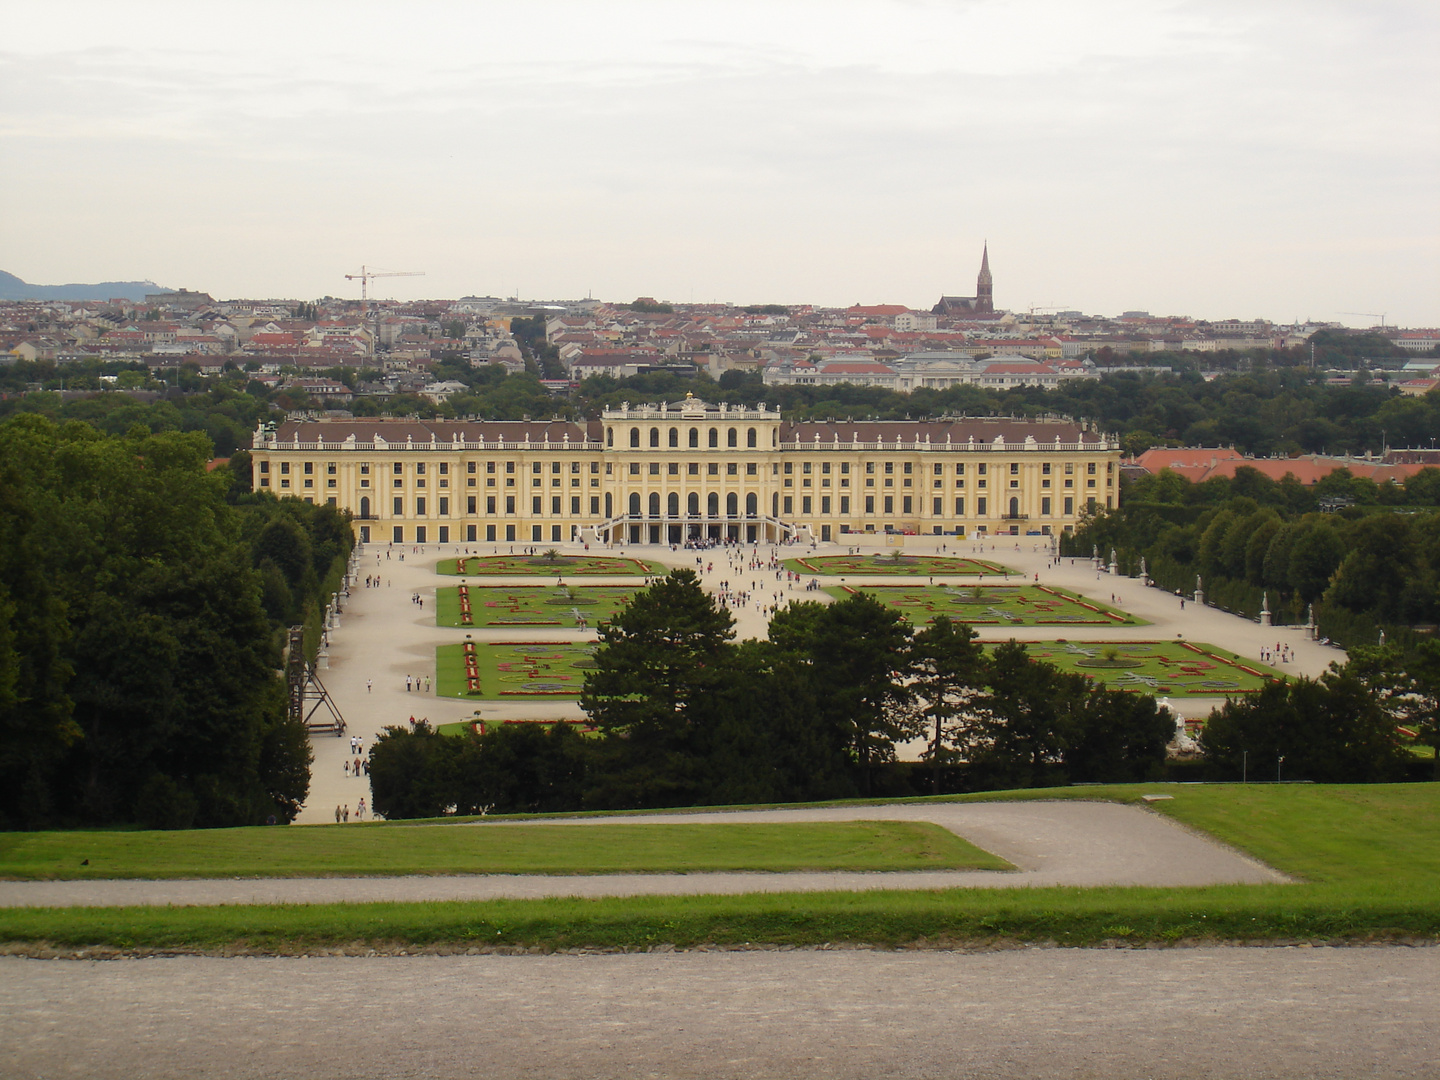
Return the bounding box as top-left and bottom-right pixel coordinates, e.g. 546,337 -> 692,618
551,496 -> 561,514
1064,496 -> 1074,515
884,462 -> 894,474
551,462 -> 561,474
393,496 -> 403,515
708,463 -> 719,476
486,524 -> 496,541
629,463 -> 641,476
358,463 -> 368,475
303,461 -> 313,475
505,496 -> 515,514
865,462 -> 875,474
415,497 -> 426,515
784,462 -> 793,474
978,497 -> 988,515
902,462 -> 912,475
439,463 -> 448,475
1042,497 -> 1052,515
1042,462 -> 1051,475
821,496 -> 831,514
802,462 -> 812,474
552,525 -> 562,541
933,463 -> 944,475
438,525 -> 449,542
954,497 -> 965,515
746,463 -> 757,476
415,526 -> 427,543
486,495 -> 496,514
468,496 -> 477,514
1088,462 -> 1097,475
821,462 -> 831,475
393,462 -> 402,475
532,496 -> 542,514
1010,462 -> 1019,475
532,462 -> 542,474
506,461 -> 515,474
840,496 -> 850,514
727,463 -> 738,475
467,524 -> 477,542
884,496 -> 894,514
590,496 -> 600,515
486,462 -> 495,474
956,463 -> 965,475
933,497 -> 942,514
783,496 -> 793,514
279,462 -> 289,475
865,495 -> 874,513
505,525 -> 516,541
668,462 -> 680,475
977,463 -> 987,476
259,461 -> 270,474
802,496 -> 812,514
571,496 -> 580,514
468,462 -> 477,474
438,497 -> 449,515
393,526 -> 403,543
416,463 -> 426,476
902,496 -> 912,514
532,525 -> 542,541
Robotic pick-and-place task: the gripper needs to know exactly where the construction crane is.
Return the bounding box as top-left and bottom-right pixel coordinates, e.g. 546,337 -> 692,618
345,265 -> 425,301
1339,312 -> 1388,328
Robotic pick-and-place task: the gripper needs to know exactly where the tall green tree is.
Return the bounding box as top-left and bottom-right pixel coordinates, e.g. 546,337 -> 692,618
910,615 -> 985,794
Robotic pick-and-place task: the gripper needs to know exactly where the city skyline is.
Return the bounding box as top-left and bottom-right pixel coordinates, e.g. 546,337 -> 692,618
3,0 -> 1437,325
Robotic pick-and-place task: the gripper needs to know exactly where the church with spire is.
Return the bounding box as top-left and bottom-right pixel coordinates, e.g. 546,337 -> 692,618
933,244 -> 997,317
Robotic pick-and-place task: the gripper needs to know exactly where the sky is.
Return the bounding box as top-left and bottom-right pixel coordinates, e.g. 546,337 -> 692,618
2,0 -> 1437,325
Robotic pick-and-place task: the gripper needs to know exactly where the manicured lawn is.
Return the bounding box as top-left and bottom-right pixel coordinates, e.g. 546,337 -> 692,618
437,556 -> 663,576
435,585 -> 635,629
828,583 -> 1145,626
436,640 -> 599,699
988,639 -> 1284,696
784,554 -> 1015,576
0,821 -> 1008,880
6,785 -> 1439,952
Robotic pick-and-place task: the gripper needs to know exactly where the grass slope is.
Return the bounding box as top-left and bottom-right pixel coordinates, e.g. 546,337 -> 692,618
4,785 -> 1438,951
0,821 -> 1008,880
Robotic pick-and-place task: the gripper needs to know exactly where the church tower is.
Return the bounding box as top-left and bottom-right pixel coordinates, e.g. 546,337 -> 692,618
975,243 -> 993,314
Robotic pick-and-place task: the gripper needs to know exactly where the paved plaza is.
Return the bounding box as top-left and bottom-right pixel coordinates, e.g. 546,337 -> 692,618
300,536 -> 1344,825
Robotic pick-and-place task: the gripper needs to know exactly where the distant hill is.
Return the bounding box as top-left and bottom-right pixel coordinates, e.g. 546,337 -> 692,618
0,270 -> 171,303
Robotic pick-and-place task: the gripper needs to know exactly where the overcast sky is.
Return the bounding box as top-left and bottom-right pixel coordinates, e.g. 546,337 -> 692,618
2,0 -> 1436,324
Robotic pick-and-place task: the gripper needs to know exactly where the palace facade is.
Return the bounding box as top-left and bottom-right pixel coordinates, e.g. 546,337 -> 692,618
250,397 -> 1120,546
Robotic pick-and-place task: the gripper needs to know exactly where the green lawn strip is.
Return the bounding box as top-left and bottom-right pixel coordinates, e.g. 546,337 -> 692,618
435,585 -> 634,629
436,557 -> 662,577
827,583 -> 1145,627
0,821 -> 1006,881
5,882 -> 1438,954
982,640 -> 1284,696
783,554 -> 1015,576
436,640 -> 599,700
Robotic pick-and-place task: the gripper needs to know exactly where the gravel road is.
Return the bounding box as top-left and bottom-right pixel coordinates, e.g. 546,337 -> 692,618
0,801 -> 1286,908
3,946 -> 1436,1079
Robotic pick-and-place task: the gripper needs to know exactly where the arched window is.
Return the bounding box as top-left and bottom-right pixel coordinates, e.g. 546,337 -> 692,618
628,492 -> 641,515
708,492 -> 719,517
604,493 -> 613,517
772,492 -> 779,516
359,496 -> 371,518
688,492 -> 700,516
726,492 -> 738,517
649,427 -> 660,448
745,492 -> 757,517
630,428 -> 640,448
689,427 -> 699,448
771,429 -> 778,447
708,428 -> 718,448
668,427 -> 679,447
649,492 -> 661,518
606,427 -> 613,447
667,492 -> 679,517
1009,496 -> 1020,518
727,428 -> 737,447
746,428 -> 756,448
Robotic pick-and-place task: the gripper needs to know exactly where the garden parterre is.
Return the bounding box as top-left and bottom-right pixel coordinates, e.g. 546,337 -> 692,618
436,640 -> 600,699
435,586 -> 635,629
828,583 -> 1145,626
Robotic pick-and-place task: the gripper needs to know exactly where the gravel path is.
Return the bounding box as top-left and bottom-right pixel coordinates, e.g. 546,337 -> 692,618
0,801 -> 1285,908
3,946 -> 1436,1079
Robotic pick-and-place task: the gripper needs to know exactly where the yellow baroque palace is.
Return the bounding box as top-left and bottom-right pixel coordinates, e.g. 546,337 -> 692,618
250,396 -> 1119,546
